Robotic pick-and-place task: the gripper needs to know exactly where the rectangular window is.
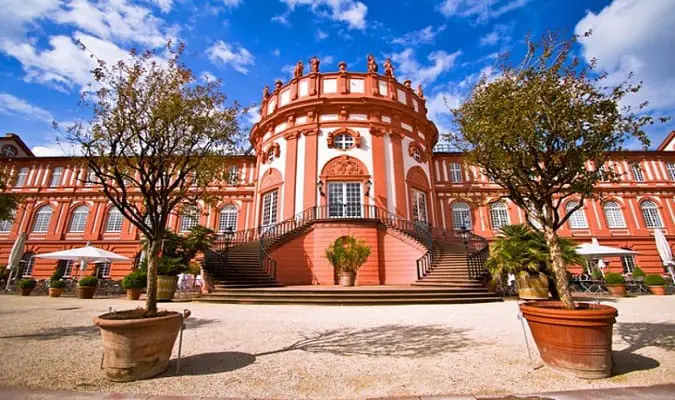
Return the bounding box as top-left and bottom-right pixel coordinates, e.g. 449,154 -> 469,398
448,162 -> 463,183
15,167 -> 29,187
631,163 -> 645,182
411,189 -> 428,223
105,210 -> 123,232
327,182 -> 362,218
226,166 -> 239,185
566,201 -> 589,229
49,167 -> 63,187
261,190 -> 278,227
621,256 -> 636,274
96,262 -> 111,278
0,210 -> 14,232
59,260 -> 74,277
667,162 -> 675,181
85,169 -> 96,187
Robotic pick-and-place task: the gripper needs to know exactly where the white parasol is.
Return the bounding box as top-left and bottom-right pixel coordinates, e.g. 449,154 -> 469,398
35,245 -> 130,272
654,229 -> 674,282
576,237 -> 637,258
5,232 -> 27,291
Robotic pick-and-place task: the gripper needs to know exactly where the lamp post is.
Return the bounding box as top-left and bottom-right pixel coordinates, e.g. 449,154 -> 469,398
459,225 -> 470,251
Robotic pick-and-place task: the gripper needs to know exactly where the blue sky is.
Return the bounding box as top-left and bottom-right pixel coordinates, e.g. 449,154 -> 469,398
1,0 -> 674,155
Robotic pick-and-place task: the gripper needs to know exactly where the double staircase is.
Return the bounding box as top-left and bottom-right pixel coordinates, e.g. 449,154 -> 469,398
200,205 -> 501,305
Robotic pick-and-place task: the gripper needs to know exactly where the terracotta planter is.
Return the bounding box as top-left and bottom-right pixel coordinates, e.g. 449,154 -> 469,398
606,284 -> 626,297
520,301 -> 617,379
48,288 -> 63,297
78,286 -> 96,299
19,287 -> 33,296
517,273 -> 549,300
126,288 -> 142,300
649,285 -> 666,295
338,271 -> 356,287
93,310 -> 189,382
157,276 -> 178,301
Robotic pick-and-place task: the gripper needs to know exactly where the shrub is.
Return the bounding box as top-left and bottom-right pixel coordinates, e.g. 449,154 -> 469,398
632,266 -> 646,278
644,274 -> 665,286
49,279 -> 66,288
604,272 -> 625,285
325,236 -> 371,273
79,276 -> 98,287
18,278 -> 36,289
590,266 -> 604,281
50,269 -> 64,281
122,270 -> 147,289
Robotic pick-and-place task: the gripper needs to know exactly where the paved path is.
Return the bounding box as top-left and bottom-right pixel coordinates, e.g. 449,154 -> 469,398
0,384 -> 673,399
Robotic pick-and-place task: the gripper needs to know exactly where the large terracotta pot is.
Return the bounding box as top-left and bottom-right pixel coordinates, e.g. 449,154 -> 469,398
649,285 -> 666,295
157,276 -> 178,301
48,288 -> 63,297
93,310 -> 189,382
520,301 -> 617,379
78,286 -> 96,299
19,287 -> 33,296
517,273 -> 549,300
606,284 -> 626,297
338,271 -> 356,287
126,288 -> 142,300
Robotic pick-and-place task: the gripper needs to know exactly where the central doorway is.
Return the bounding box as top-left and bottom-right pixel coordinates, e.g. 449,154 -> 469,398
327,181 -> 362,218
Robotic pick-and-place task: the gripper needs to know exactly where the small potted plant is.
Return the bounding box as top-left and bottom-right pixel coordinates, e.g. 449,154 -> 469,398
18,278 -> 36,296
122,270 -> 147,300
77,275 -> 98,299
49,279 -> 66,297
325,236 -> 371,286
632,266 -> 646,281
604,272 -> 626,297
644,274 -> 666,295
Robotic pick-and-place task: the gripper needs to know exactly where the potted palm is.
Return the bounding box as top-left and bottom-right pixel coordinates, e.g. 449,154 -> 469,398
18,278 -> 36,296
122,270 -> 147,300
325,236 -> 371,286
604,272 -> 626,297
644,274 -> 666,295
77,276 -> 98,299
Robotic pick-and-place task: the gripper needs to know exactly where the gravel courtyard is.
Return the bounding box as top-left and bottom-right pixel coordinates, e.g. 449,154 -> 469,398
0,295 -> 673,399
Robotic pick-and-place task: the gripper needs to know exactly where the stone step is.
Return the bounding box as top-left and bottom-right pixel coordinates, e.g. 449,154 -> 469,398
198,295 -> 501,305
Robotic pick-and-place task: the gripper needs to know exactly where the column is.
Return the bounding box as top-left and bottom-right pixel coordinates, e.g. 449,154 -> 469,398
390,132 -> 407,217
370,129 -> 388,209
283,132 -> 300,219
303,130 -> 319,210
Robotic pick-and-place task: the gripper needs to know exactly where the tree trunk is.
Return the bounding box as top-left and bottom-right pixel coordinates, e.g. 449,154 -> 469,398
145,239 -> 162,316
543,225 -> 575,309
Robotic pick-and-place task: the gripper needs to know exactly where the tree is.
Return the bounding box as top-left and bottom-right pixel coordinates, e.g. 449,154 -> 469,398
0,168 -> 17,222
451,32 -> 663,309
69,43 -> 240,316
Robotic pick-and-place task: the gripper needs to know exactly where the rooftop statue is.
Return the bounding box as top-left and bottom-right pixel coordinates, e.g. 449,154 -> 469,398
338,61 -> 347,73
294,60 -> 304,79
383,58 -> 394,77
309,56 -> 320,73
262,85 -> 270,99
367,54 -> 378,73
417,84 -> 424,98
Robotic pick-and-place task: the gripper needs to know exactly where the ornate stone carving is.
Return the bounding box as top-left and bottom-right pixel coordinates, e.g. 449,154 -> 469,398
262,85 -> 271,100
408,142 -> 427,162
384,58 -> 394,77
326,129 -> 361,149
260,168 -> 282,190
261,142 -> 281,163
274,79 -> 283,94
367,54 -> 378,73
406,166 -> 430,190
416,84 -> 424,98
404,79 -> 412,89
294,60 -> 304,79
369,125 -> 385,137
323,155 -> 368,177
338,61 -> 347,73
309,56 -> 320,73
339,106 -> 348,120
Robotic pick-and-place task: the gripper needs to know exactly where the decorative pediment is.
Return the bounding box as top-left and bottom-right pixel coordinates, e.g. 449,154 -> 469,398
260,168 -> 282,190
261,142 -> 281,163
326,128 -> 362,150
408,142 -> 427,162
406,166 -> 430,191
321,155 -> 369,178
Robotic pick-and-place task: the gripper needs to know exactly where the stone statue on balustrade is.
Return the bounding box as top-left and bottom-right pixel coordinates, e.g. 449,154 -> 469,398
309,56 -> 320,73
294,60 -> 304,79
367,54 -> 378,73
262,85 -> 270,100
383,58 -> 394,77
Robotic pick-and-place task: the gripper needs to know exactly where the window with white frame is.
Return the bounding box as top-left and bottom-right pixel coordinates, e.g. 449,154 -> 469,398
0,210 -> 14,232
640,200 -> 663,228
85,169 -> 96,187
412,147 -> 422,162
68,205 -> 89,232
105,208 -> 123,232
448,162 -> 463,183
58,260 -> 74,277
96,262 -> 111,278
32,206 -> 53,232
180,207 -> 200,232
20,252 -> 36,276
226,165 -> 239,185
489,202 -> 510,230
219,205 -> 238,232
49,167 -> 63,187
452,202 -> 472,230
526,204 -> 543,230
261,190 -> 278,226
631,163 -> 645,182
603,201 -> 626,229
411,189 -> 428,223
334,133 -> 354,150
327,182 -> 362,217
667,162 -> 675,181
15,167 -> 29,187
621,255 -> 636,274
566,201 -> 588,229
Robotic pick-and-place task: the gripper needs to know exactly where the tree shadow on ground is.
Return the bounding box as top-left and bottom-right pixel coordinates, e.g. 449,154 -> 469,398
0,325 -> 99,340
163,352 -> 256,377
255,324 -> 477,358
610,322 -> 675,376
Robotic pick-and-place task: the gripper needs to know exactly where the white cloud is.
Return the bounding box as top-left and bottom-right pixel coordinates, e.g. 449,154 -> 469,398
272,48 -> 281,56
145,0 -> 173,13
439,0 -> 528,22
200,71 -> 217,82
392,25 -> 446,46
243,105 -> 260,126
0,93 -> 54,123
391,48 -> 462,86
281,64 -> 296,78
221,0 -> 243,7
0,0 -> 60,43
206,41 -> 255,74
276,0 -> 368,30
480,24 -> 512,47
480,32 -> 499,46
426,89 -> 462,134
322,55 -> 335,66
316,29 -> 329,40
32,141 -> 82,157
575,0 -> 675,112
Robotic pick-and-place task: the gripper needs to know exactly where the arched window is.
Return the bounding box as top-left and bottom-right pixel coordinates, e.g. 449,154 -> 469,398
20,252 -> 36,276
566,201 -> 588,229
32,205 -> 53,232
180,206 -> 200,232
640,200 -> 663,228
489,202 -> 510,230
68,205 -> 89,232
603,201 -> 626,229
452,202 -> 471,230
105,208 -> 123,232
219,205 -> 238,232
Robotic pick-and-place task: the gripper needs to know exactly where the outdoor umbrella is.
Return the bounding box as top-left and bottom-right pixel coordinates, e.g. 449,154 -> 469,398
4,232 -> 26,291
35,245 -> 130,274
654,229 -> 675,282
575,237 -> 637,258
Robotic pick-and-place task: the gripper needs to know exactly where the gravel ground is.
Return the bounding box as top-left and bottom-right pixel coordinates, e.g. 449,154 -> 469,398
0,295 -> 673,399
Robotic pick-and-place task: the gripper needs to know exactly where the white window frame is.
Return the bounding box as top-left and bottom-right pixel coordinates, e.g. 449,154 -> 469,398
15,167 -> 29,187
603,201 -> 626,229
411,189 -> 428,223
68,205 -> 89,233
640,200 -> 663,228
32,206 -> 53,233
180,207 -> 200,232
631,163 -> 645,182
448,162 -> 463,183
59,260 -> 74,277
327,181 -> 363,218
261,190 -> 279,227
21,252 -> 36,277
85,169 -> 96,187
667,162 -> 675,181
621,255 -> 636,274
105,208 -> 123,232
219,205 -> 238,232
334,133 -> 354,150
49,167 -> 63,187
226,165 -> 239,185
489,202 -> 510,230
96,262 -> 111,278
0,210 -> 14,232
566,201 -> 589,229
452,202 -> 472,231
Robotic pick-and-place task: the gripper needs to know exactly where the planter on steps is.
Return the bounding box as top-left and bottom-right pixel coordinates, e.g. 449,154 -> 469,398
606,284 -> 626,297
648,285 -> 666,295
157,275 -> 178,301
338,271 -> 356,286
49,288 -> 63,297
520,301 -> 617,379
78,286 -> 96,299
126,288 -> 142,300
94,309 -> 190,381
517,272 -> 549,300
